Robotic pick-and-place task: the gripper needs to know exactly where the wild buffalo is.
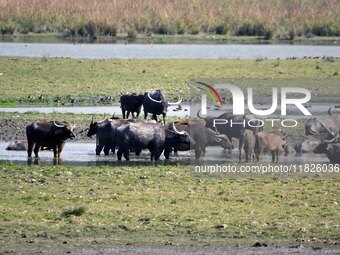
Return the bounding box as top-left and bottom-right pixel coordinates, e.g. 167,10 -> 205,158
305,107 -> 340,136
255,131 -> 287,162
26,121 -> 75,158
197,110 -> 263,160
120,93 -> 144,119
115,122 -> 194,161
6,140 -> 28,151
294,137 -> 321,155
87,116 -> 131,155
239,129 -> 256,162
163,120 -> 233,160
313,133 -> 340,163
143,90 -> 181,124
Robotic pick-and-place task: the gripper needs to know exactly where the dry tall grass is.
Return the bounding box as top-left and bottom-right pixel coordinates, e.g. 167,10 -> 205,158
0,0 -> 339,37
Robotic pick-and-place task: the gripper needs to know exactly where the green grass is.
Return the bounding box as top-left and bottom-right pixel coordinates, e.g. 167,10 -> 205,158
0,57 -> 339,104
0,163 -> 338,249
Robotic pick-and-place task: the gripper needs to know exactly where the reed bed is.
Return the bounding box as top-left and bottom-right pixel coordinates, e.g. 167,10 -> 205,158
0,0 -> 339,38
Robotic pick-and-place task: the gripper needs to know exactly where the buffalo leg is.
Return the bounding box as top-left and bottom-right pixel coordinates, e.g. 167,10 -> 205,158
136,110 -> 140,118
121,107 -> 126,119
154,151 -> 162,160
123,150 -> 129,160
27,140 -> 34,157
117,148 -> 123,160
162,113 -> 166,125
57,143 -> 65,158
151,148 -> 162,161
111,145 -> 116,155
164,147 -> 172,159
126,111 -> 130,119
245,150 -> 249,162
34,143 -> 41,157
96,144 -> 104,155
271,151 -> 275,162
275,150 -> 279,162
103,145 -> 110,155
194,146 -> 202,160
144,111 -> 148,120
152,114 -> 157,122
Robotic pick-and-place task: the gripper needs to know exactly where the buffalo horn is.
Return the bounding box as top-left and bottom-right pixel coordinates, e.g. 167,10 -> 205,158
168,96 -> 182,105
148,91 -> 162,103
324,132 -> 338,143
319,120 -> 335,136
172,122 -> 186,135
53,121 -> 65,128
196,109 -> 205,120
328,106 -> 333,116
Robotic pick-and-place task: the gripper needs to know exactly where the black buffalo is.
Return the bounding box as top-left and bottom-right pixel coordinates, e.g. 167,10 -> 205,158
6,140 -> 28,151
305,107 -> 340,136
163,120 -> 233,159
143,90 -> 181,124
313,132 -> 340,163
115,121 -> 194,161
120,93 -> 144,119
26,121 -> 75,158
87,116 -> 130,155
294,137 -> 321,155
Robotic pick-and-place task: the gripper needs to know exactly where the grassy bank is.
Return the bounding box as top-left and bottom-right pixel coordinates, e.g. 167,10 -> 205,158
0,164 -> 339,250
0,0 -> 339,39
0,57 -> 339,104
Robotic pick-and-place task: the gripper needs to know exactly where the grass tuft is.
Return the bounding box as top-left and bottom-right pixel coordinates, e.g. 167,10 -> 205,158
61,206 -> 86,218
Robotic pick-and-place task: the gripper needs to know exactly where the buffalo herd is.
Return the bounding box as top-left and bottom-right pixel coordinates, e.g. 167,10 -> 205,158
6,89 -> 340,163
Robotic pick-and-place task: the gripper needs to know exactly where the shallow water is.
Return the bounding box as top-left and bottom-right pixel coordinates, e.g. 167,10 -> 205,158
0,141 -> 329,167
1,43 -> 339,59
0,102 -> 337,119
0,104 -> 190,117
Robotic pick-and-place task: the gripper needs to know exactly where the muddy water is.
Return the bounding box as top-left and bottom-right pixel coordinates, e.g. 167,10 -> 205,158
0,141 -> 329,166
0,105 -> 190,117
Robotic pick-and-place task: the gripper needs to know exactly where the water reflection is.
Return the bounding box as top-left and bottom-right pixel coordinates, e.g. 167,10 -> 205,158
0,141 -> 330,167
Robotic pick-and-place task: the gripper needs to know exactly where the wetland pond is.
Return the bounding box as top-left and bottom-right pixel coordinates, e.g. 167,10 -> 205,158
0,141 -> 329,167
1,42 -> 340,59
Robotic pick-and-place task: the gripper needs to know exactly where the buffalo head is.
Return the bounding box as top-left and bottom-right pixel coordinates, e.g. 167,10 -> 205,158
87,116 -> 98,137
313,132 -> 339,154
167,122 -> 195,146
53,121 -> 75,140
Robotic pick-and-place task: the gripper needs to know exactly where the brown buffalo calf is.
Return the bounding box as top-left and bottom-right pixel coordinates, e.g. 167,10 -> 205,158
255,131 -> 287,162
239,129 -> 256,162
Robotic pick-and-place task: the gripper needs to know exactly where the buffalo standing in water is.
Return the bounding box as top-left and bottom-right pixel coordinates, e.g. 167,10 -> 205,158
26,121 -> 75,158
115,121 -> 194,161
143,90 -> 182,124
